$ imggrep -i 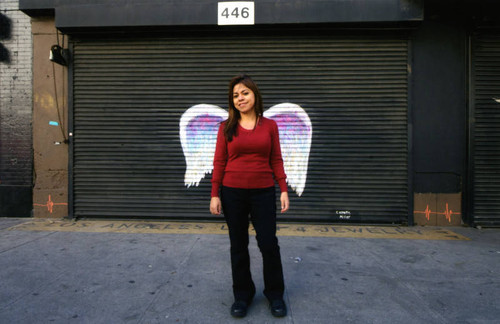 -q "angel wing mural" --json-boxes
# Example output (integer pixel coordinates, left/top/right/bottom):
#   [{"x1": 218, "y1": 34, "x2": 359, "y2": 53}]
[
  {"x1": 179, "y1": 104, "x2": 228, "y2": 187},
  {"x1": 179, "y1": 103, "x2": 312, "y2": 196}
]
